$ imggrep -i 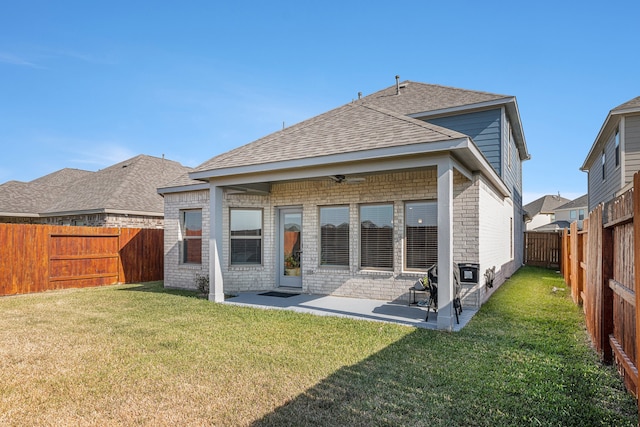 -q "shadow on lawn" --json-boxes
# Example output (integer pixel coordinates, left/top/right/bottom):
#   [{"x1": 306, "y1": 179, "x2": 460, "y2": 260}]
[
  {"x1": 252, "y1": 328, "x2": 636, "y2": 427},
  {"x1": 252, "y1": 328, "x2": 509, "y2": 426}
]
